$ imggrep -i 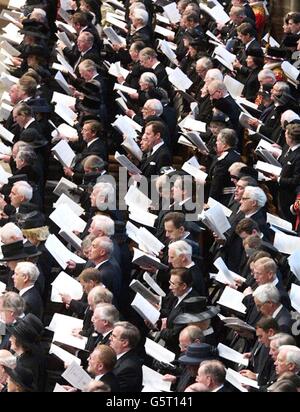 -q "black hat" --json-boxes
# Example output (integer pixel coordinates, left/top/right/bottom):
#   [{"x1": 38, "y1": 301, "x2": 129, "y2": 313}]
[
  {"x1": 22, "y1": 313, "x2": 44, "y2": 336},
  {"x1": 0, "y1": 240, "x2": 41, "y2": 262},
  {"x1": 20, "y1": 128, "x2": 49, "y2": 149},
  {"x1": 27, "y1": 97, "x2": 52, "y2": 113},
  {"x1": 20, "y1": 19, "x2": 49, "y2": 39},
  {"x1": 8, "y1": 320, "x2": 39, "y2": 349},
  {"x1": 265, "y1": 47, "x2": 288, "y2": 60},
  {"x1": 21, "y1": 44, "x2": 50, "y2": 59},
  {"x1": 4, "y1": 365, "x2": 36, "y2": 392},
  {"x1": 282, "y1": 34, "x2": 300, "y2": 48},
  {"x1": 178, "y1": 343, "x2": 219, "y2": 365},
  {"x1": 8, "y1": 175, "x2": 28, "y2": 185},
  {"x1": 77, "y1": 96, "x2": 101, "y2": 113},
  {"x1": 18, "y1": 211, "x2": 46, "y2": 230},
  {"x1": 210, "y1": 112, "x2": 227, "y2": 123},
  {"x1": 273, "y1": 91, "x2": 298, "y2": 106},
  {"x1": 174, "y1": 305, "x2": 220, "y2": 325},
  {"x1": 238, "y1": 166, "x2": 258, "y2": 180},
  {"x1": 246, "y1": 48, "x2": 264, "y2": 58}
]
